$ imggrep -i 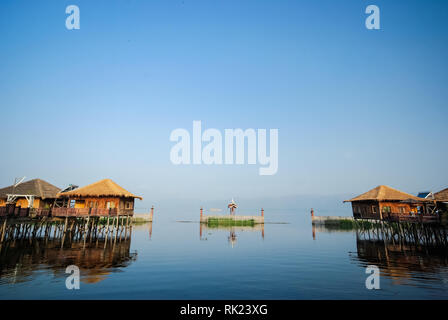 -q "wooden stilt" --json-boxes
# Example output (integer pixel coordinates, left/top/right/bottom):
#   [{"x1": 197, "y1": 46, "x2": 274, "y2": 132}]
[
  {"x1": 63, "y1": 216, "x2": 68, "y2": 233},
  {"x1": 0, "y1": 219, "x2": 7, "y2": 243},
  {"x1": 106, "y1": 216, "x2": 110, "y2": 234}
]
